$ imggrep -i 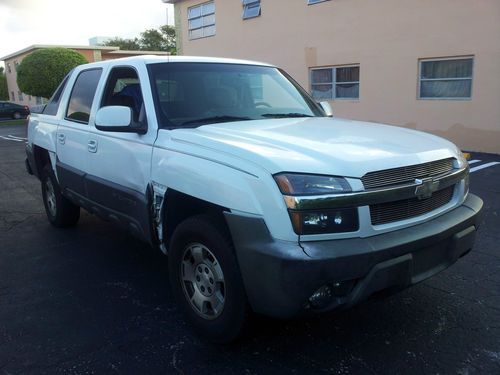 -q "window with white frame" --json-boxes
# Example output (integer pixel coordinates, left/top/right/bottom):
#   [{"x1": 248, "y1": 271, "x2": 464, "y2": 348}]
[
  {"x1": 242, "y1": 0, "x2": 261, "y2": 19},
  {"x1": 419, "y1": 57, "x2": 473, "y2": 99},
  {"x1": 10, "y1": 91, "x2": 15, "y2": 101},
  {"x1": 18, "y1": 91, "x2": 24, "y2": 101},
  {"x1": 308, "y1": 0, "x2": 330, "y2": 5},
  {"x1": 14, "y1": 61, "x2": 19, "y2": 72},
  {"x1": 7, "y1": 63, "x2": 12, "y2": 74},
  {"x1": 310, "y1": 65, "x2": 359, "y2": 100},
  {"x1": 188, "y1": 1, "x2": 215, "y2": 40}
]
